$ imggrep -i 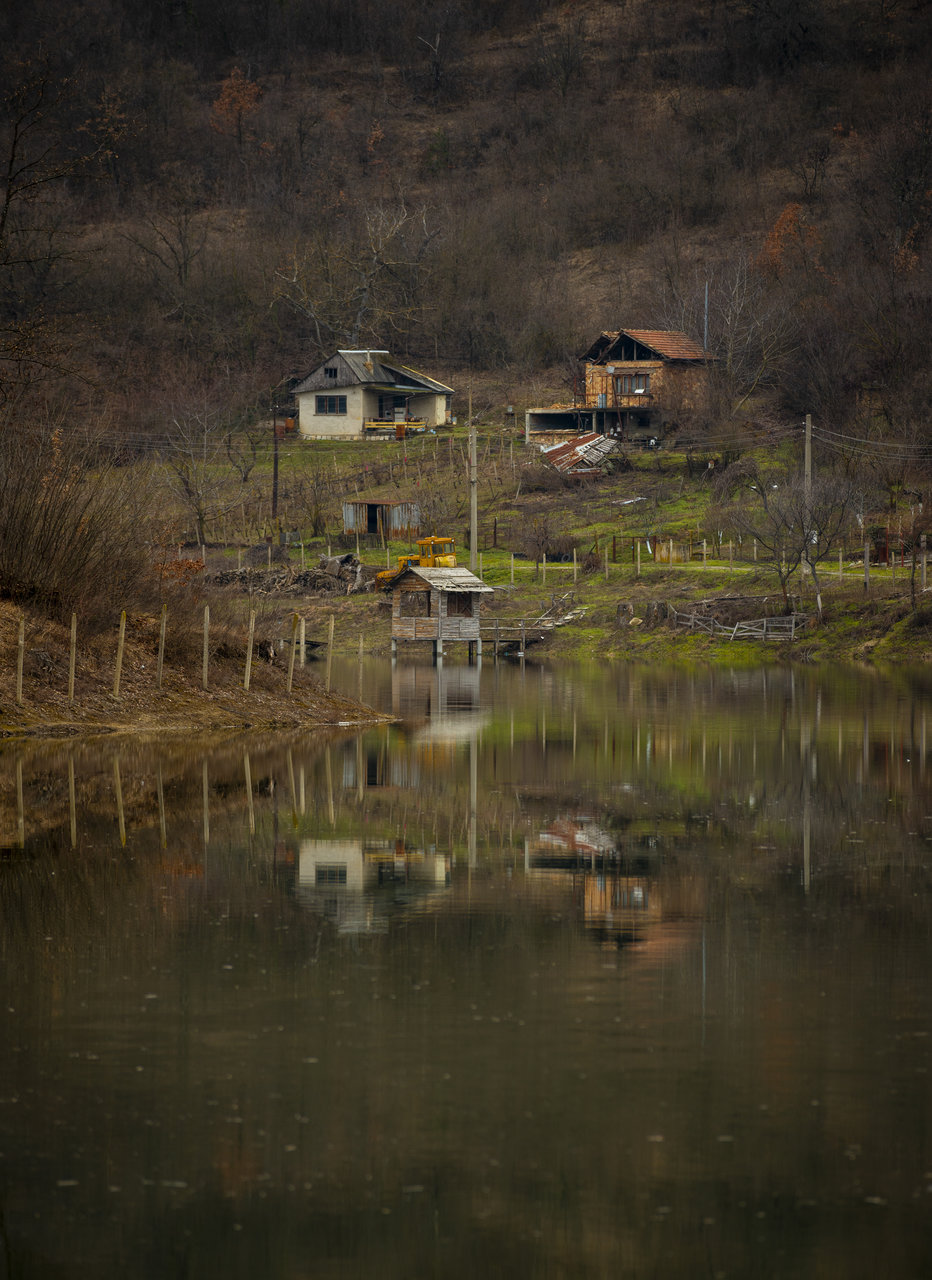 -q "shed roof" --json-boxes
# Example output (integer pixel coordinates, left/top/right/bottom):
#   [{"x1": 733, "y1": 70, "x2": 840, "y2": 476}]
[
  {"x1": 394, "y1": 567, "x2": 493, "y2": 593},
  {"x1": 541, "y1": 432, "x2": 620, "y2": 474}
]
